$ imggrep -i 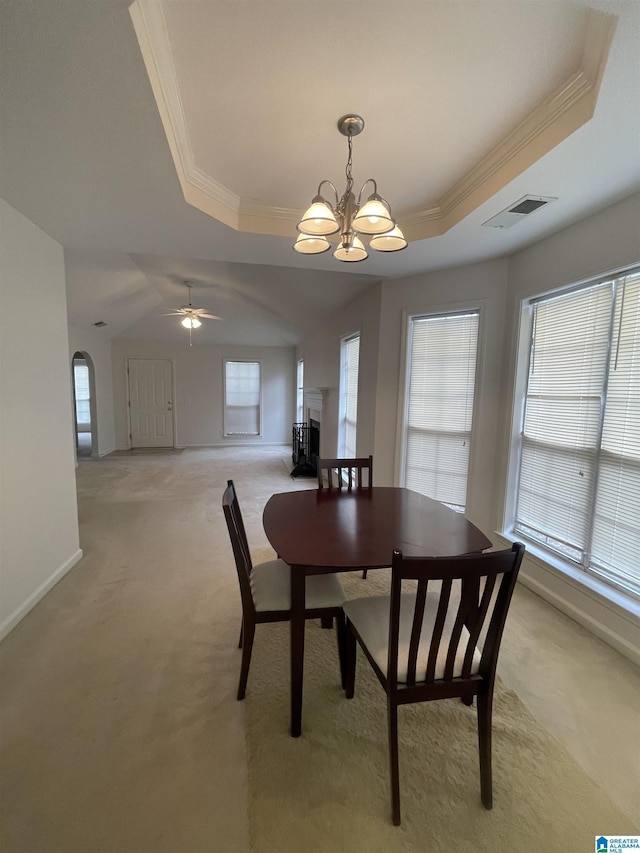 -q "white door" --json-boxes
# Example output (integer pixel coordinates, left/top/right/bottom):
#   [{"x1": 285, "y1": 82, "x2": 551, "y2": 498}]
[{"x1": 127, "y1": 359, "x2": 174, "y2": 448}]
